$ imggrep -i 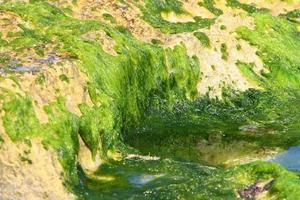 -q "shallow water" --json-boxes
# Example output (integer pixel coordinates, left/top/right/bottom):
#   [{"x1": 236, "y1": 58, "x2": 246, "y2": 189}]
[
  {"x1": 269, "y1": 145, "x2": 300, "y2": 171},
  {"x1": 79, "y1": 123, "x2": 300, "y2": 199},
  {"x1": 80, "y1": 92, "x2": 300, "y2": 199}
]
